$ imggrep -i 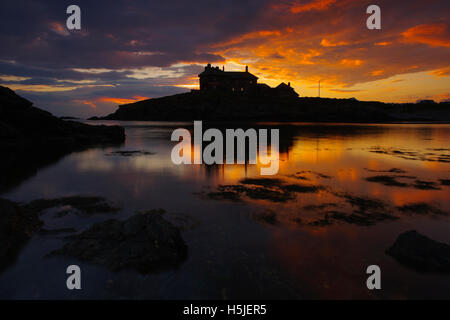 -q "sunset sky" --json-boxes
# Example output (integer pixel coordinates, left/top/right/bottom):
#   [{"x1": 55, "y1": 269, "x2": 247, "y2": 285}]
[{"x1": 1, "y1": 0, "x2": 449, "y2": 117}]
